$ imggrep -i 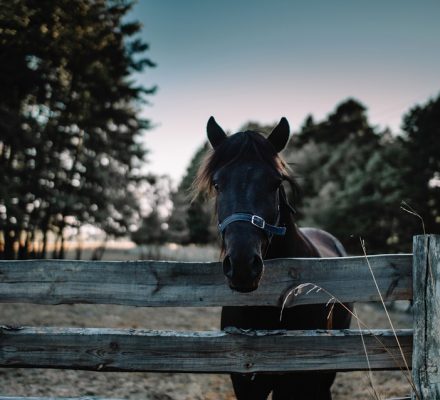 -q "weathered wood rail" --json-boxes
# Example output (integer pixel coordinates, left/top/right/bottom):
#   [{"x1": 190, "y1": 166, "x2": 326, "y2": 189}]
[
  {"x1": 0, "y1": 254, "x2": 412, "y2": 306},
  {"x1": 0, "y1": 234, "x2": 438, "y2": 400},
  {"x1": 0, "y1": 326, "x2": 412, "y2": 373}
]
